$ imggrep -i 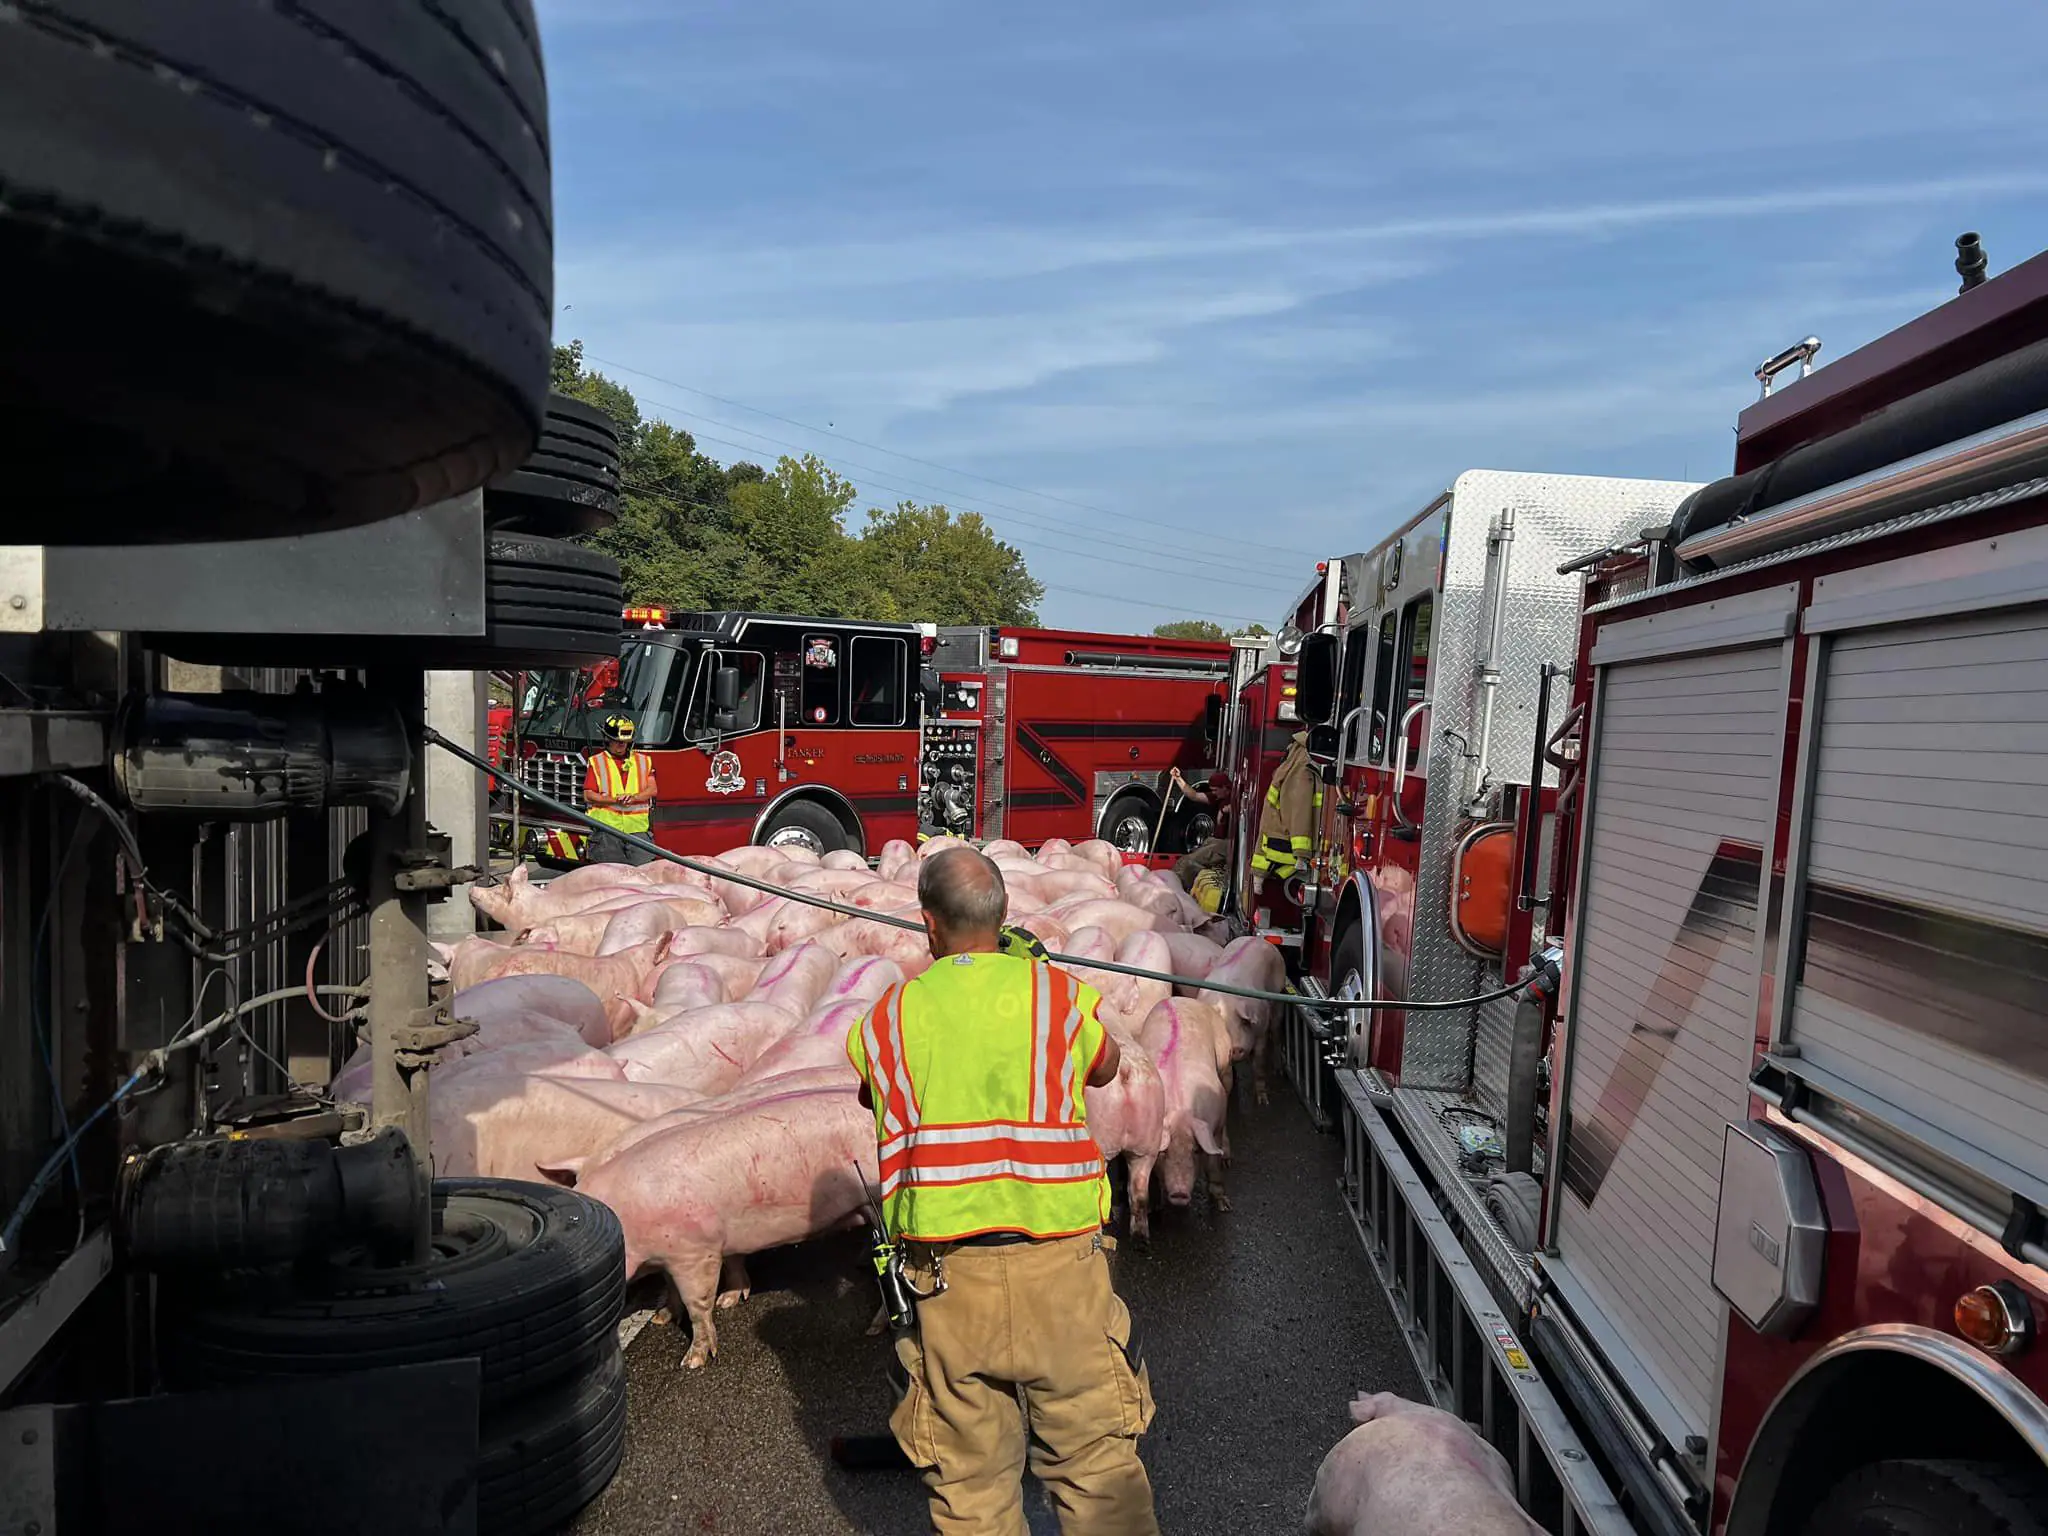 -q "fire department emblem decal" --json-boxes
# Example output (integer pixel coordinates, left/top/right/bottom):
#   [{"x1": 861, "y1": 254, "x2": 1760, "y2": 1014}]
[
  {"x1": 804, "y1": 638, "x2": 837, "y2": 669},
  {"x1": 705, "y1": 750, "x2": 745, "y2": 794}
]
